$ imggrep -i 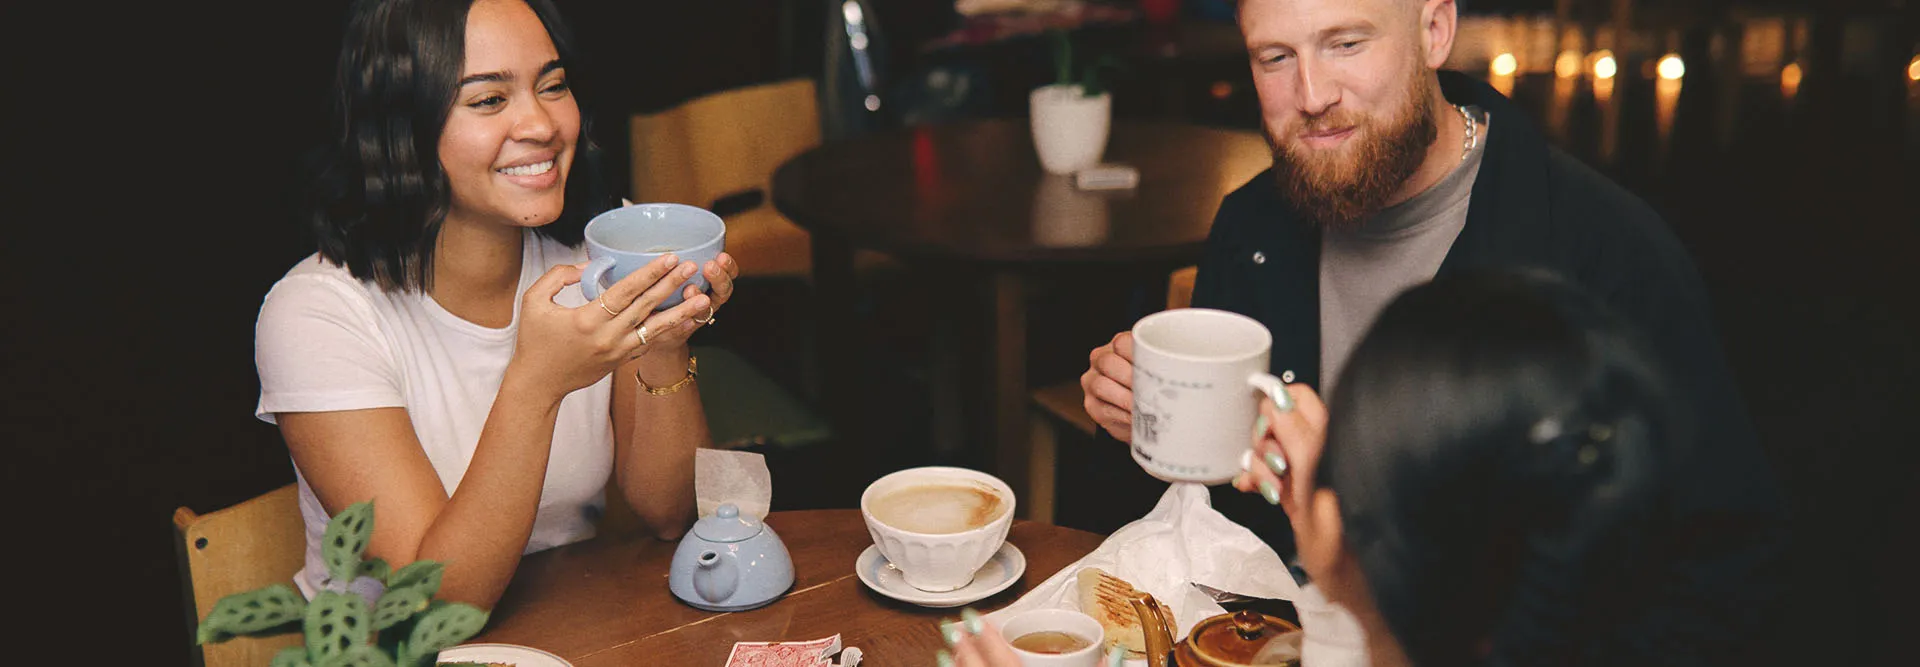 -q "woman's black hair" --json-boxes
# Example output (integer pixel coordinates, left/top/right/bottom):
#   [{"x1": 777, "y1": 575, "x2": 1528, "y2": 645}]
[
  {"x1": 301, "y1": 0, "x2": 614, "y2": 292},
  {"x1": 1322, "y1": 268, "x2": 1681, "y2": 666}
]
